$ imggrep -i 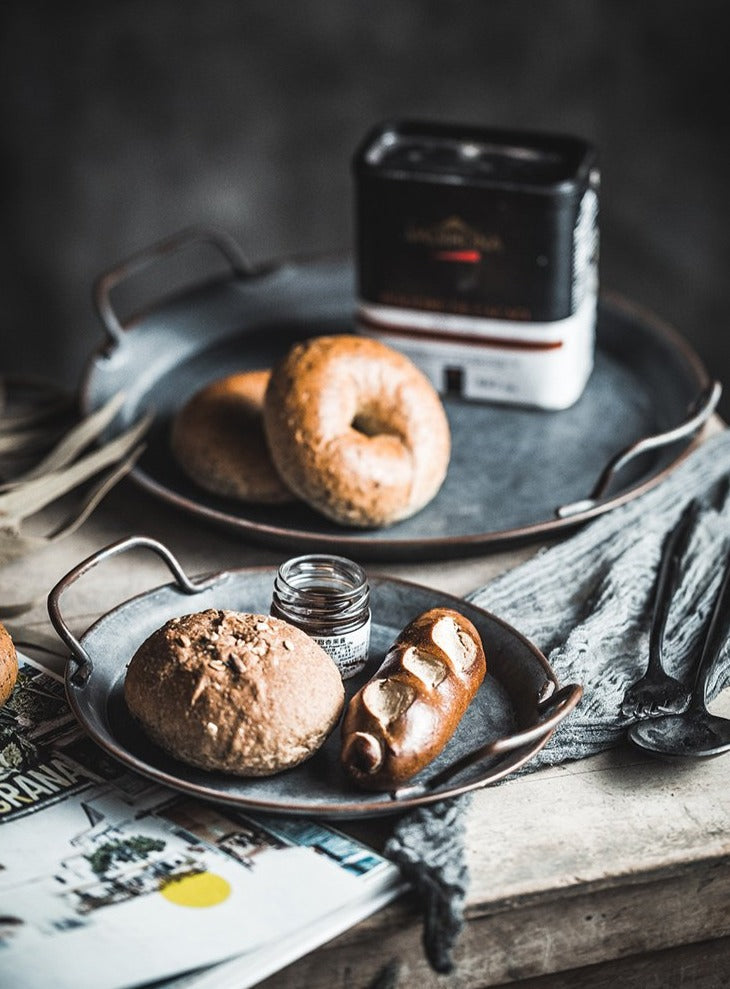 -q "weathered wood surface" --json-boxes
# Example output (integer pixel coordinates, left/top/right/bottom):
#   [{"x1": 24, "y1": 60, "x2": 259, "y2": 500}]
[
  {"x1": 344, "y1": 936, "x2": 730, "y2": 989},
  {"x1": 4, "y1": 482, "x2": 729, "y2": 988},
  {"x1": 257, "y1": 865, "x2": 730, "y2": 987},
  {"x1": 256, "y1": 729, "x2": 730, "y2": 988},
  {"x1": 489, "y1": 937, "x2": 730, "y2": 989}
]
